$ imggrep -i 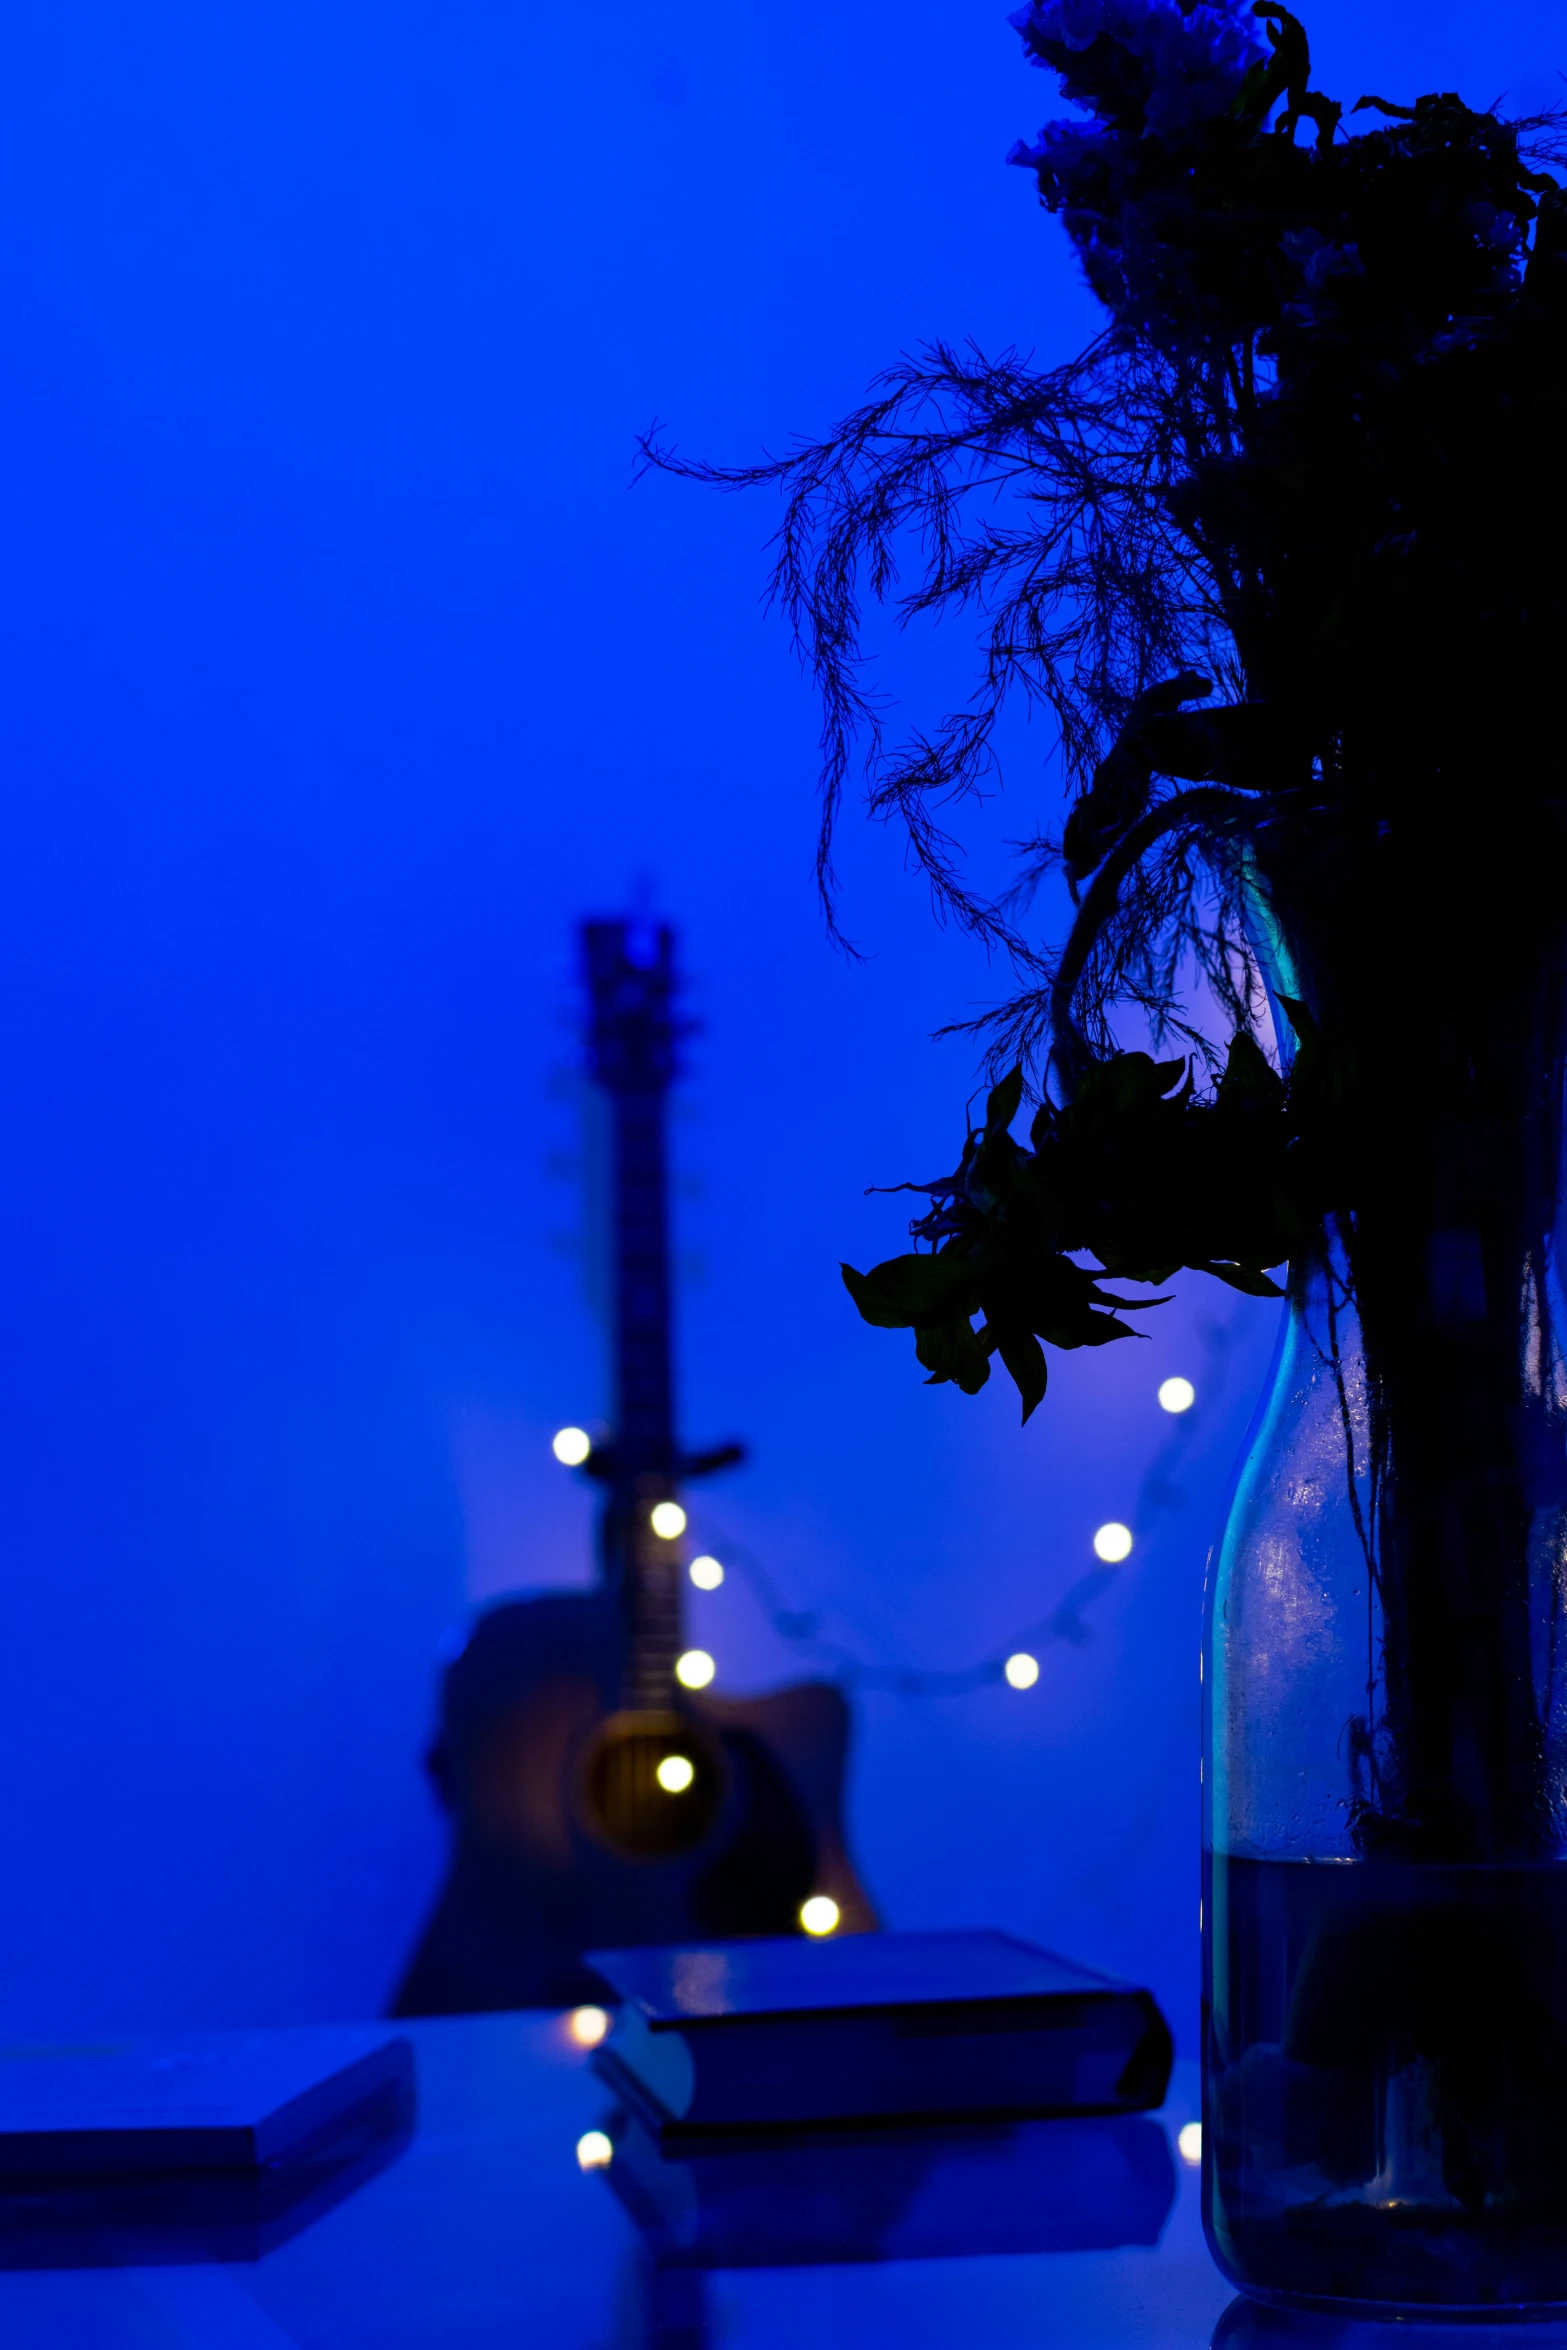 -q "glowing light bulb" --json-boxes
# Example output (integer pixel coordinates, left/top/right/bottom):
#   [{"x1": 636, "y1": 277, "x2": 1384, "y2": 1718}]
[
  {"x1": 1177, "y1": 2121, "x2": 1202, "y2": 2166},
  {"x1": 1158, "y1": 1376, "x2": 1196, "y2": 1414},
  {"x1": 568, "y1": 2005, "x2": 609, "y2": 2048},
  {"x1": 576, "y1": 2129, "x2": 613, "y2": 2171},
  {"x1": 650, "y1": 1501, "x2": 687, "y2": 1540},
  {"x1": 1004, "y1": 1652, "x2": 1040, "y2": 1690},
  {"x1": 689, "y1": 1554, "x2": 724, "y2": 1590},
  {"x1": 675, "y1": 1649, "x2": 715, "y2": 1690},
  {"x1": 800, "y1": 1895, "x2": 840, "y2": 1937},
  {"x1": 552, "y1": 1426, "x2": 592, "y2": 1467},
  {"x1": 656, "y1": 1753, "x2": 695, "y2": 1794},
  {"x1": 1093, "y1": 1521, "x2": 1134, "y2": 1563}
]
